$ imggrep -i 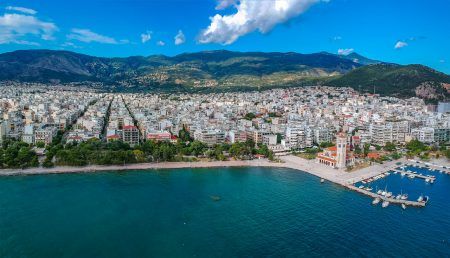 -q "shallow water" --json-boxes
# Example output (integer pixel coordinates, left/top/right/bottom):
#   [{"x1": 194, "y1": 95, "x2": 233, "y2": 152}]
[{"x1": 1, "y1": 167, "x2": 449, "y2": 257}]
